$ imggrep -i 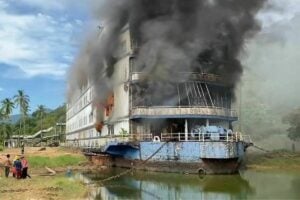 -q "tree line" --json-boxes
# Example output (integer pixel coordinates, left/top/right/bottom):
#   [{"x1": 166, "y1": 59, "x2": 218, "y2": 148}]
[
  {"x1": 283, "y1": 108, "x2": 300, "y2": 142},
  {"x1": 0, "y1": 90, "x2": 65, "y2": 146}
]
